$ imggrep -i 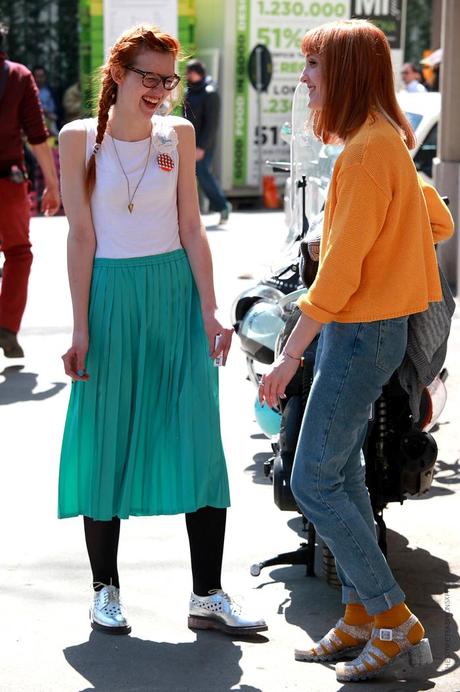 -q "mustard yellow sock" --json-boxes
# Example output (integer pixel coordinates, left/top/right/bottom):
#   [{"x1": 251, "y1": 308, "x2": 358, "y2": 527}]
[
  {"x1": 344, "y1": 603, "x2": 374, "y2": 626},
  {"x1": 332, "y1": 604, "x2": 373, "y2": 648},
  {"x1": 371, "y1": 602, "x2": 424, "y2": 661}
]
